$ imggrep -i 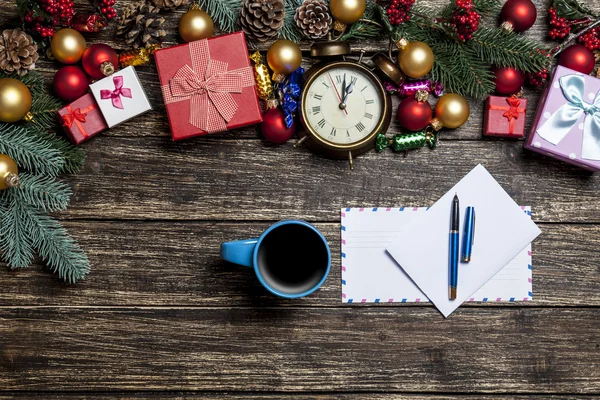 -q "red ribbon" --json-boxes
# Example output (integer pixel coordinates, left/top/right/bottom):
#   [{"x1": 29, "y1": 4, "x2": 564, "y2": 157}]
[
  {"x1": 488, "y1": 97, "x2": 526, "y2": 134},
  {"x1": 61, "y1": 104, "x2": 96, "y2": 137},
  {"x1": 161, "y1": 39, "x2": 255, "y2": 133},
  {"x1": 100, "y1": 75, "x2": 132, "y2": 109}
]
